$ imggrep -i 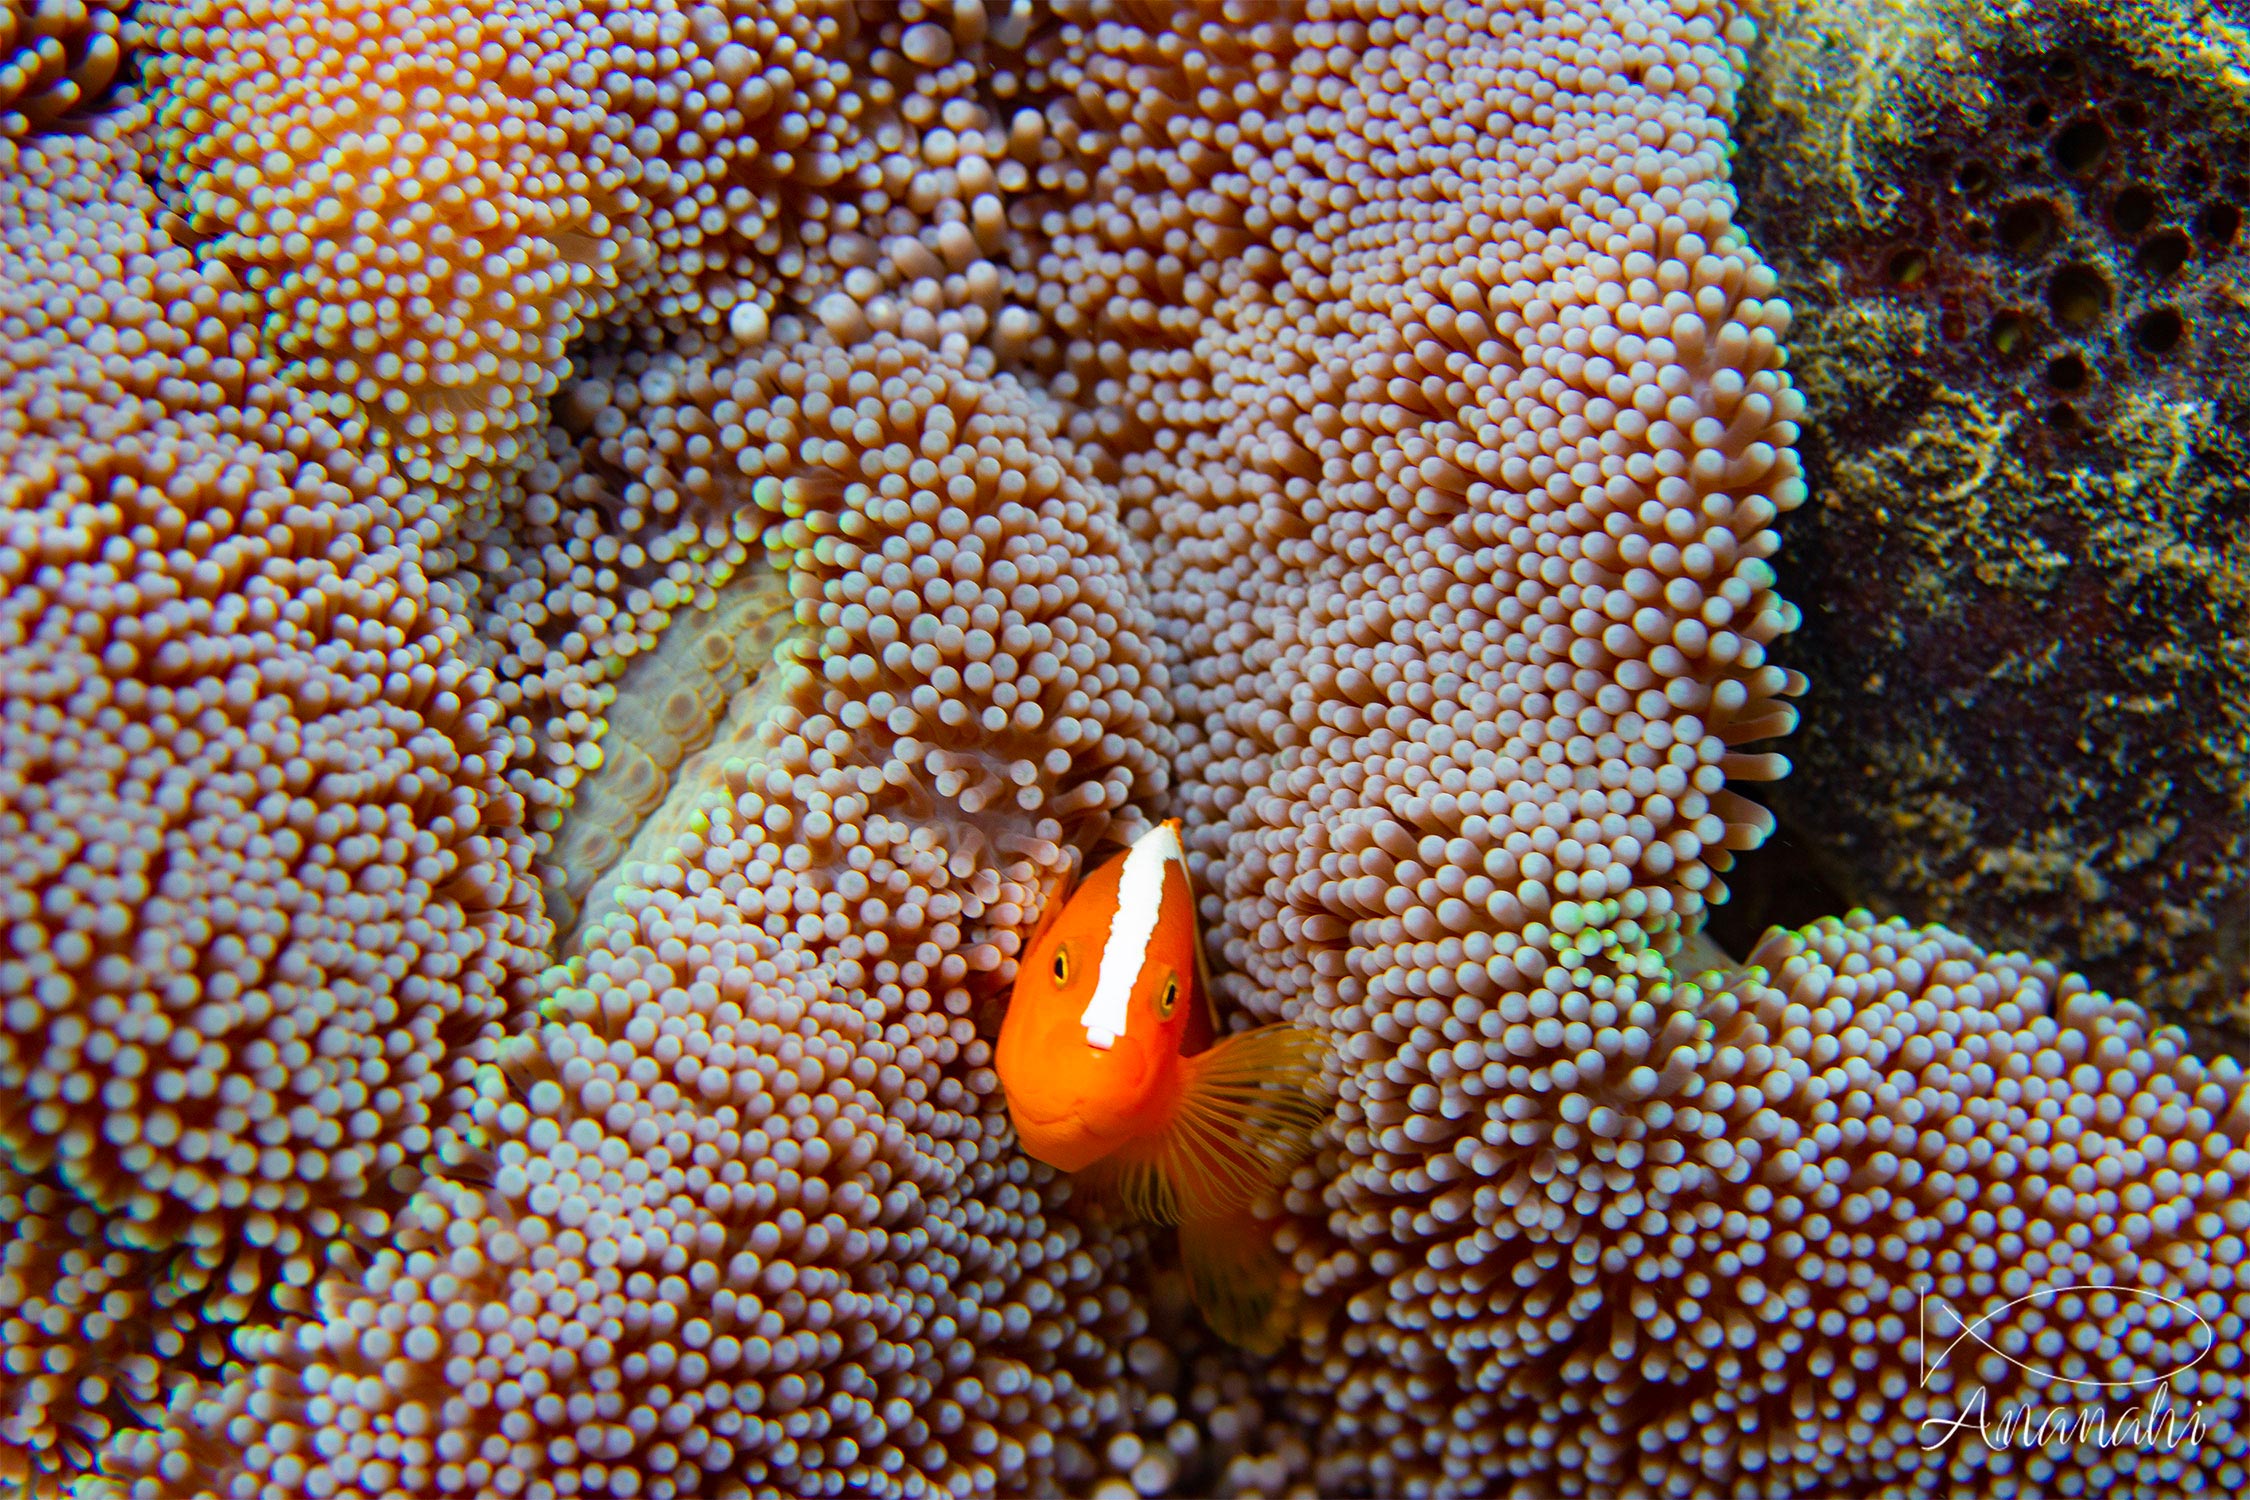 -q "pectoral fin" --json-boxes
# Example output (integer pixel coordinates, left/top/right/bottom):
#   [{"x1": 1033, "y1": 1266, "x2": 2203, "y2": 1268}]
[{"x1": 1083, "y1": 1022, "x2": 1329, "y2": 1225}]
